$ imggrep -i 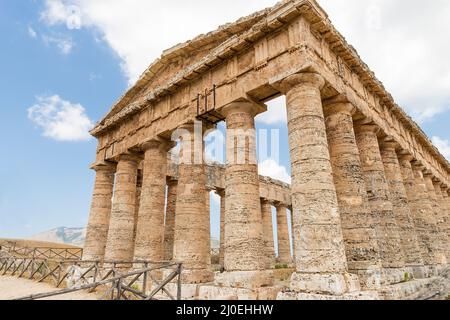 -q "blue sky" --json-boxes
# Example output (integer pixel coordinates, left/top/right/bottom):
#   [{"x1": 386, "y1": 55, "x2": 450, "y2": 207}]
[{"x1": 0, "y1": 0, "x2": 449, "y2": 242}]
